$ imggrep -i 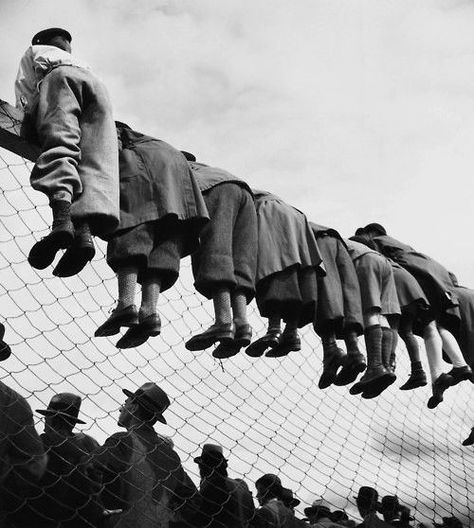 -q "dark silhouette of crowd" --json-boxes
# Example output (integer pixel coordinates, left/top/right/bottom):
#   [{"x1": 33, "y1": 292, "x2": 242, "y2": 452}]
[{"x1": 1, "y1": 26, "x2": 473, "y2": 528}]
